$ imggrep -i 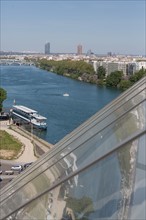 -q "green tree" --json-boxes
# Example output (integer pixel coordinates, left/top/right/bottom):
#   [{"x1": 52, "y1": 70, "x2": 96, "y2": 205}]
[
  {"x1": 129, "y1": 68, "x2": 146, "y2": 83},
  {"x1": 119, "y1": 80, "x2": 133, "y2": 91},
  {"x1": 97, "y1": 66, "x2": 106, "y2": 79},
  {"x1": 106, "y1": 71, "x2": 123, "y2": 87},
  {"x1": 0, "y1": 88, "x2": 7, "y2": 112}
]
